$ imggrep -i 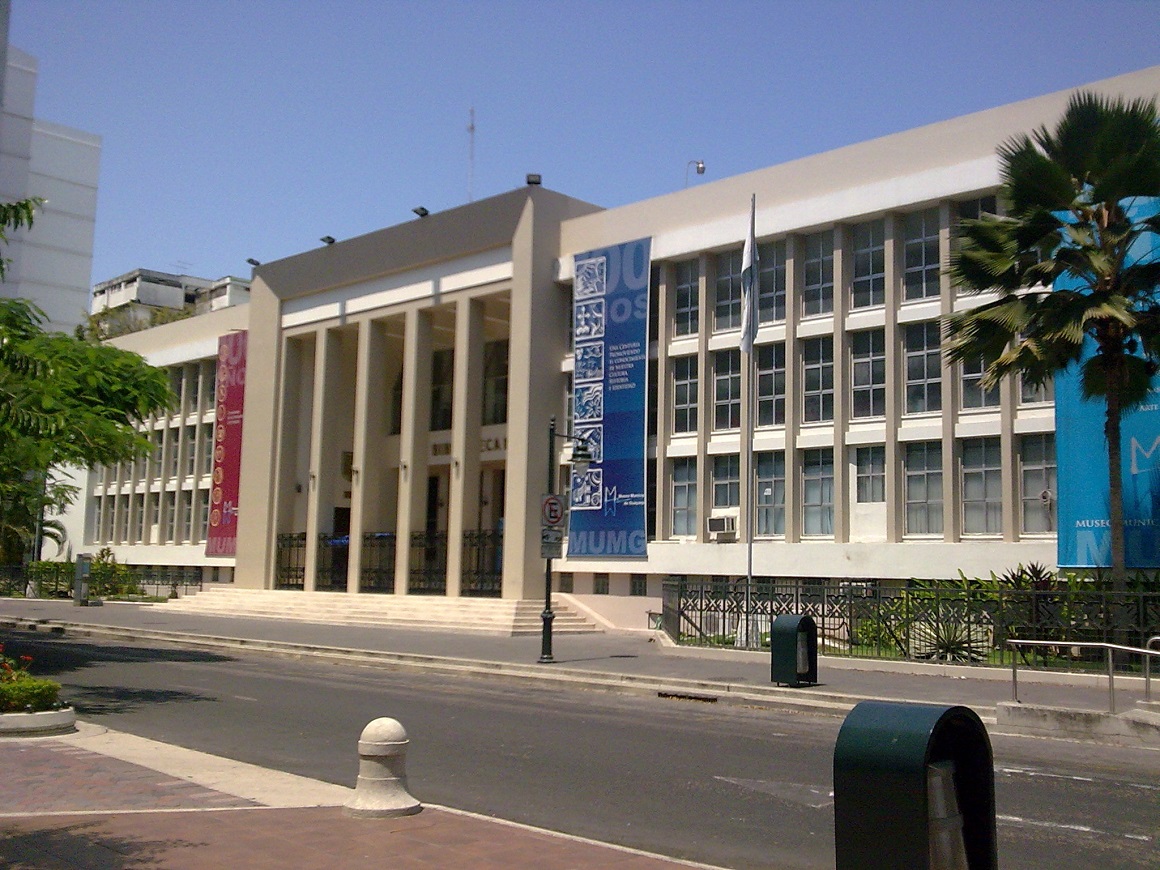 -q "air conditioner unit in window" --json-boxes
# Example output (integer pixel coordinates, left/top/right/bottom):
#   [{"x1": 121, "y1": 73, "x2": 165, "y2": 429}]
[{"x1": 707, "y1": 515, "x2": 736, "y2": 540}]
